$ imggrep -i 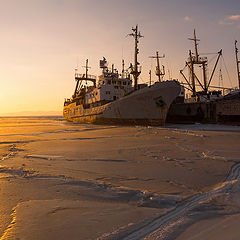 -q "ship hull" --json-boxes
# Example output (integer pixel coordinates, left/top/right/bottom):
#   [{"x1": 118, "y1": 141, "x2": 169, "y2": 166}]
[{"x1": 63, "y1": 81, "x2": 181, "y2": 126}]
